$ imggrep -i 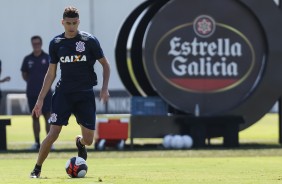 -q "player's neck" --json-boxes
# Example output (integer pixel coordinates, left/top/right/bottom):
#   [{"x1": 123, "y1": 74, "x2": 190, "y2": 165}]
[
  {"x1": 64, "y1": 31, "x2": 79, "y2": 39},
  {"x1": 33, "y1": 50, "x2": 42, "y2": 57}
]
